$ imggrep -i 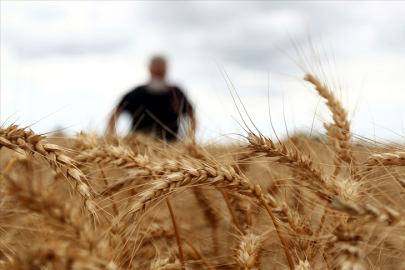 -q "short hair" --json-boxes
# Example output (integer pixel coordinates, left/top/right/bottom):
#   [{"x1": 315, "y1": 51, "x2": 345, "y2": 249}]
[{"x1": 150, "y1": 56, "x2": 166, "y2": 66}]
